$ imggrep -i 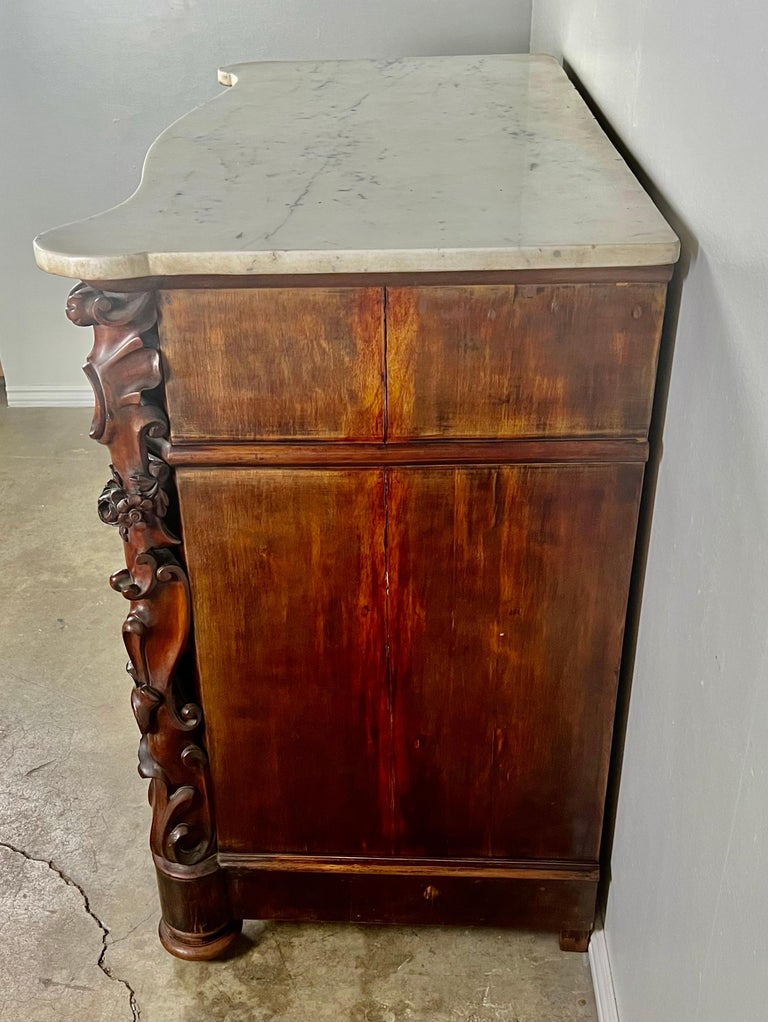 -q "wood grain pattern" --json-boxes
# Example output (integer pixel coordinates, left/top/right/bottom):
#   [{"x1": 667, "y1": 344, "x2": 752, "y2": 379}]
[
  {"x1": 226, "y1": 865, "x2": 597, "y2": 932},
  {"x1": 218, "y1": 852, "x2": 599, "y2": 882},
  {"x1": 177, "y1": 459, "x2": 641, "y2": 868},
  {"x1": 387, "y1": 464, "x2": 643, "y2": 861},
  {"x1": 66, "y1": 268, "x2": 671, "y2": 955},
  {"x1": 176, "y1": 467, "x2": 391, "y2": 856},
  {"x1": 159, "y1": 288, "x2": 384, "y2": 441},
  {"x1": 387, "y1": 283, "x2": 666, "y2": 439},
  {"x1": 160, "y1": 437, "x2": 648, "y2": 467}
]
